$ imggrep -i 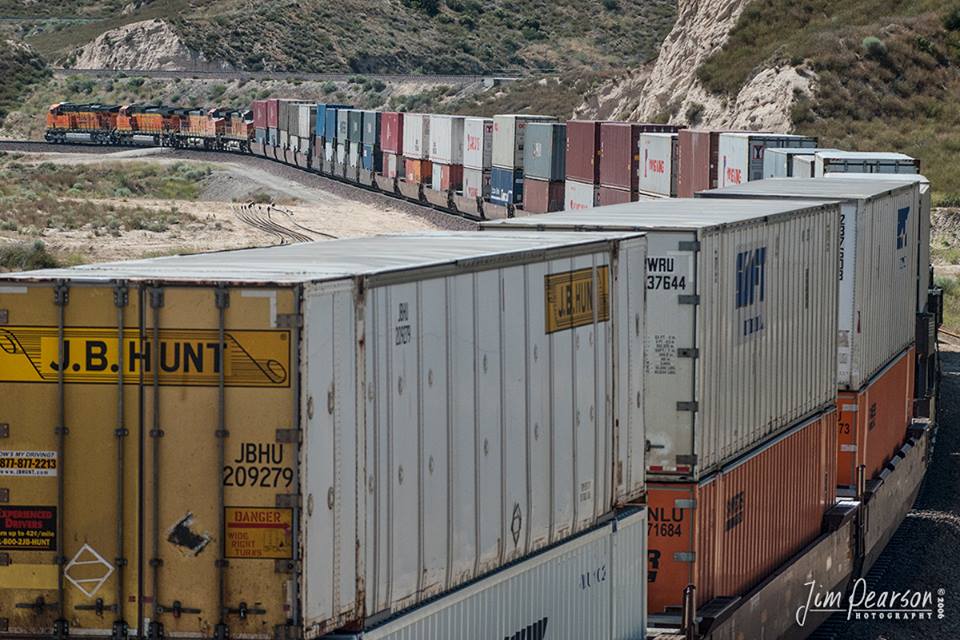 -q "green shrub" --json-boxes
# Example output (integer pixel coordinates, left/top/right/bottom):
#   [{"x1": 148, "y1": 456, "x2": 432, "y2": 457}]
[
  {"x1": 0, "y1": 240, "x2": 60, "y2": 272},
  {"x1": 862, "y1": 36, "x2": 887, "y2": 60}
]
